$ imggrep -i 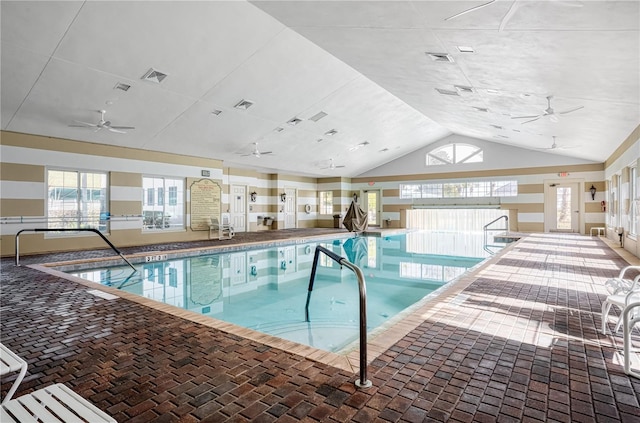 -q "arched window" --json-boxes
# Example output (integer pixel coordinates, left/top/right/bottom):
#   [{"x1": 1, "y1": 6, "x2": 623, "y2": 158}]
[{"x1": 426, "y1": 143, "x2": 483, "y2": 166}]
